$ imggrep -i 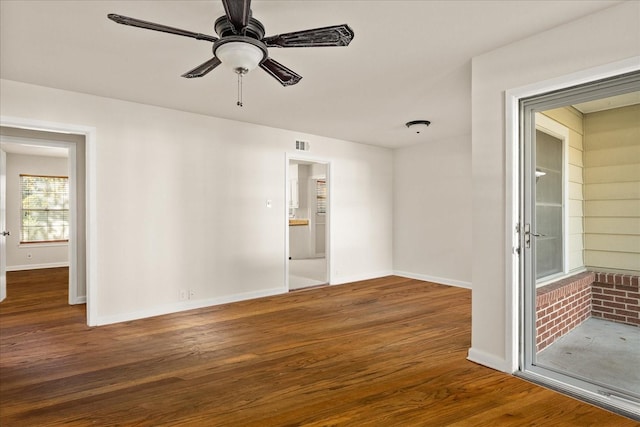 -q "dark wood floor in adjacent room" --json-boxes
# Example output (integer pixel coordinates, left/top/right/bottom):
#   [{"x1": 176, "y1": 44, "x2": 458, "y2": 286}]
[{"x1": 0, "y1": 268, "x2": 635, "y2": 426}]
